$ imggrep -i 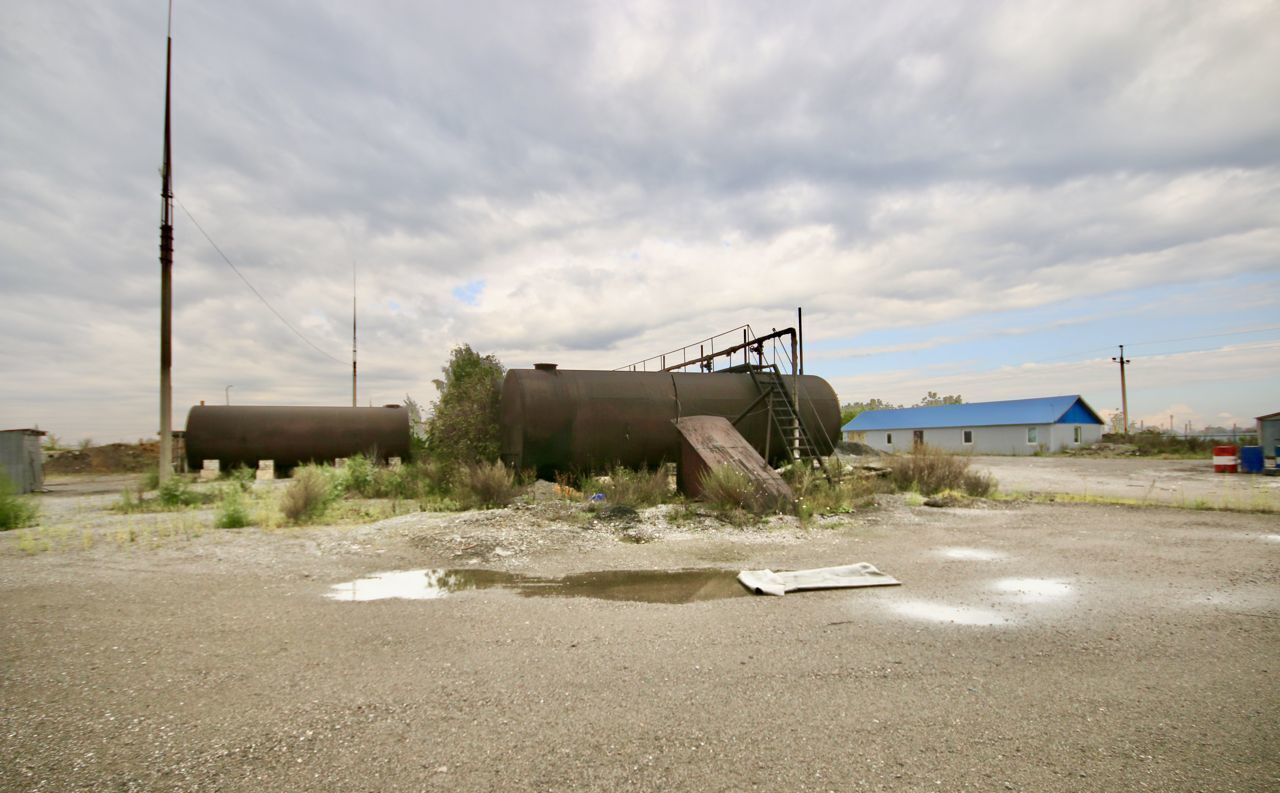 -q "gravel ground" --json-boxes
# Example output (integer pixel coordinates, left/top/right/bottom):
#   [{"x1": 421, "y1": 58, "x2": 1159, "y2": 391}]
[
  {"x1": 968, "y1": 455, "x2": 1280, "y2": 509},
  {"x1": 1, "y1": 475, "x2": 1277, "y2": 792}
]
